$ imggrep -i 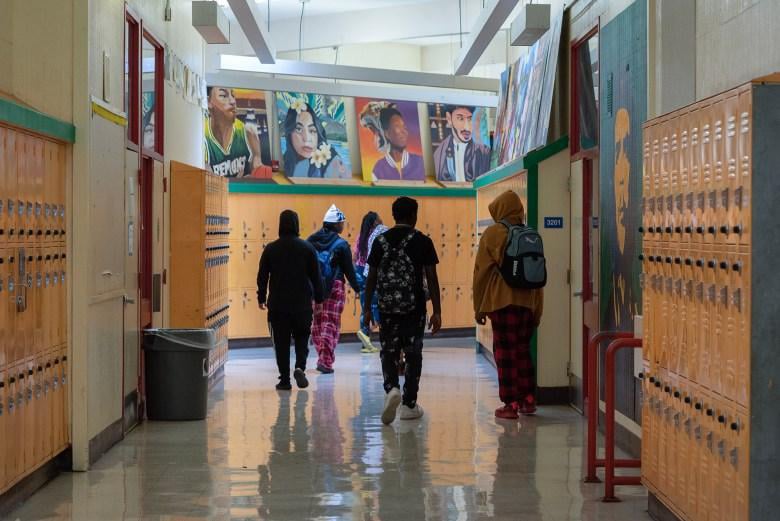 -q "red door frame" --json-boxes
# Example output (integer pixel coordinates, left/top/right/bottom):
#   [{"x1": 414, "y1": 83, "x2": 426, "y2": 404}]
[
  {"x1": 570, "y1": 24, "x2": 599, "y2": 405},
  {"x1": 125, "y1": 4, "x2": 164, "y2": 419}
]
